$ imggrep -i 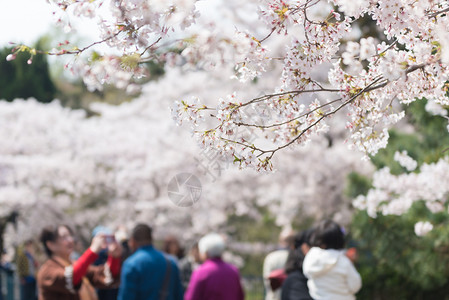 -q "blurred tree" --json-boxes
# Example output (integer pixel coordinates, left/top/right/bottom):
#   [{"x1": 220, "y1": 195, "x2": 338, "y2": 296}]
[
  {"x1": 351, "y1": 204, "x2": 449, "y2": 300},
  {"x1": 348, "y1": 100, "x2": 449, "y2": 299},
  {"x1": 369, "y1": 100, "x2": 449, "y2": 174},
  {"x1": 0, "y1": 40, "x2": 56, "y2": 103}
]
